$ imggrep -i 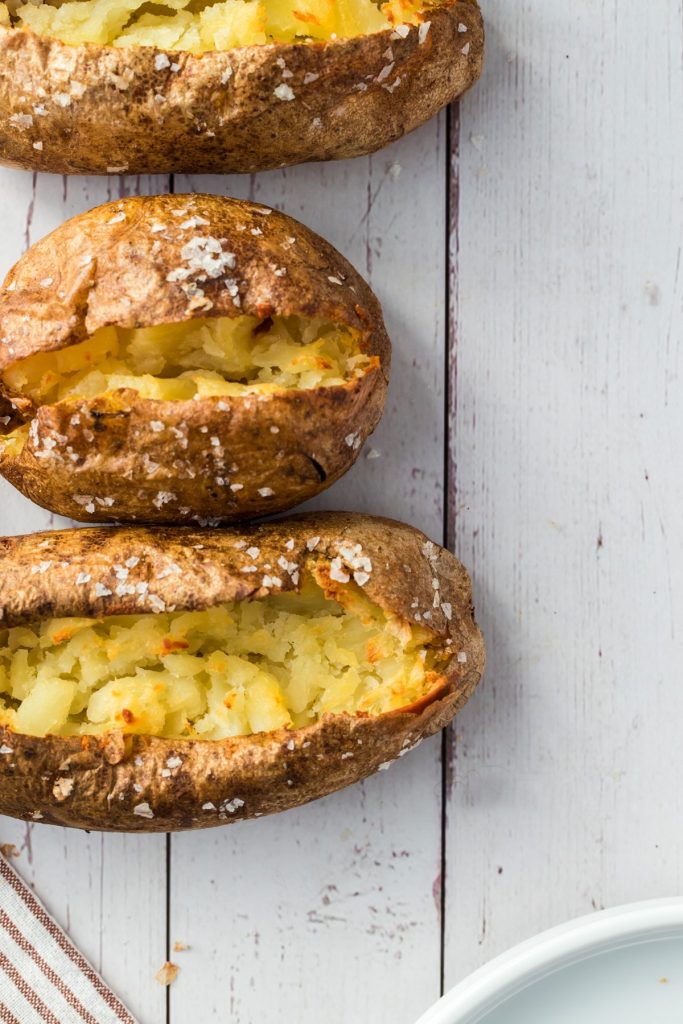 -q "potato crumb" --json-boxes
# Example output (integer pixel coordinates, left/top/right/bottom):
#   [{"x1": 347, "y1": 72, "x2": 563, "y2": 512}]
[{"x1": 155, "y1": 962, "x2": 179, "y2": 986}]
